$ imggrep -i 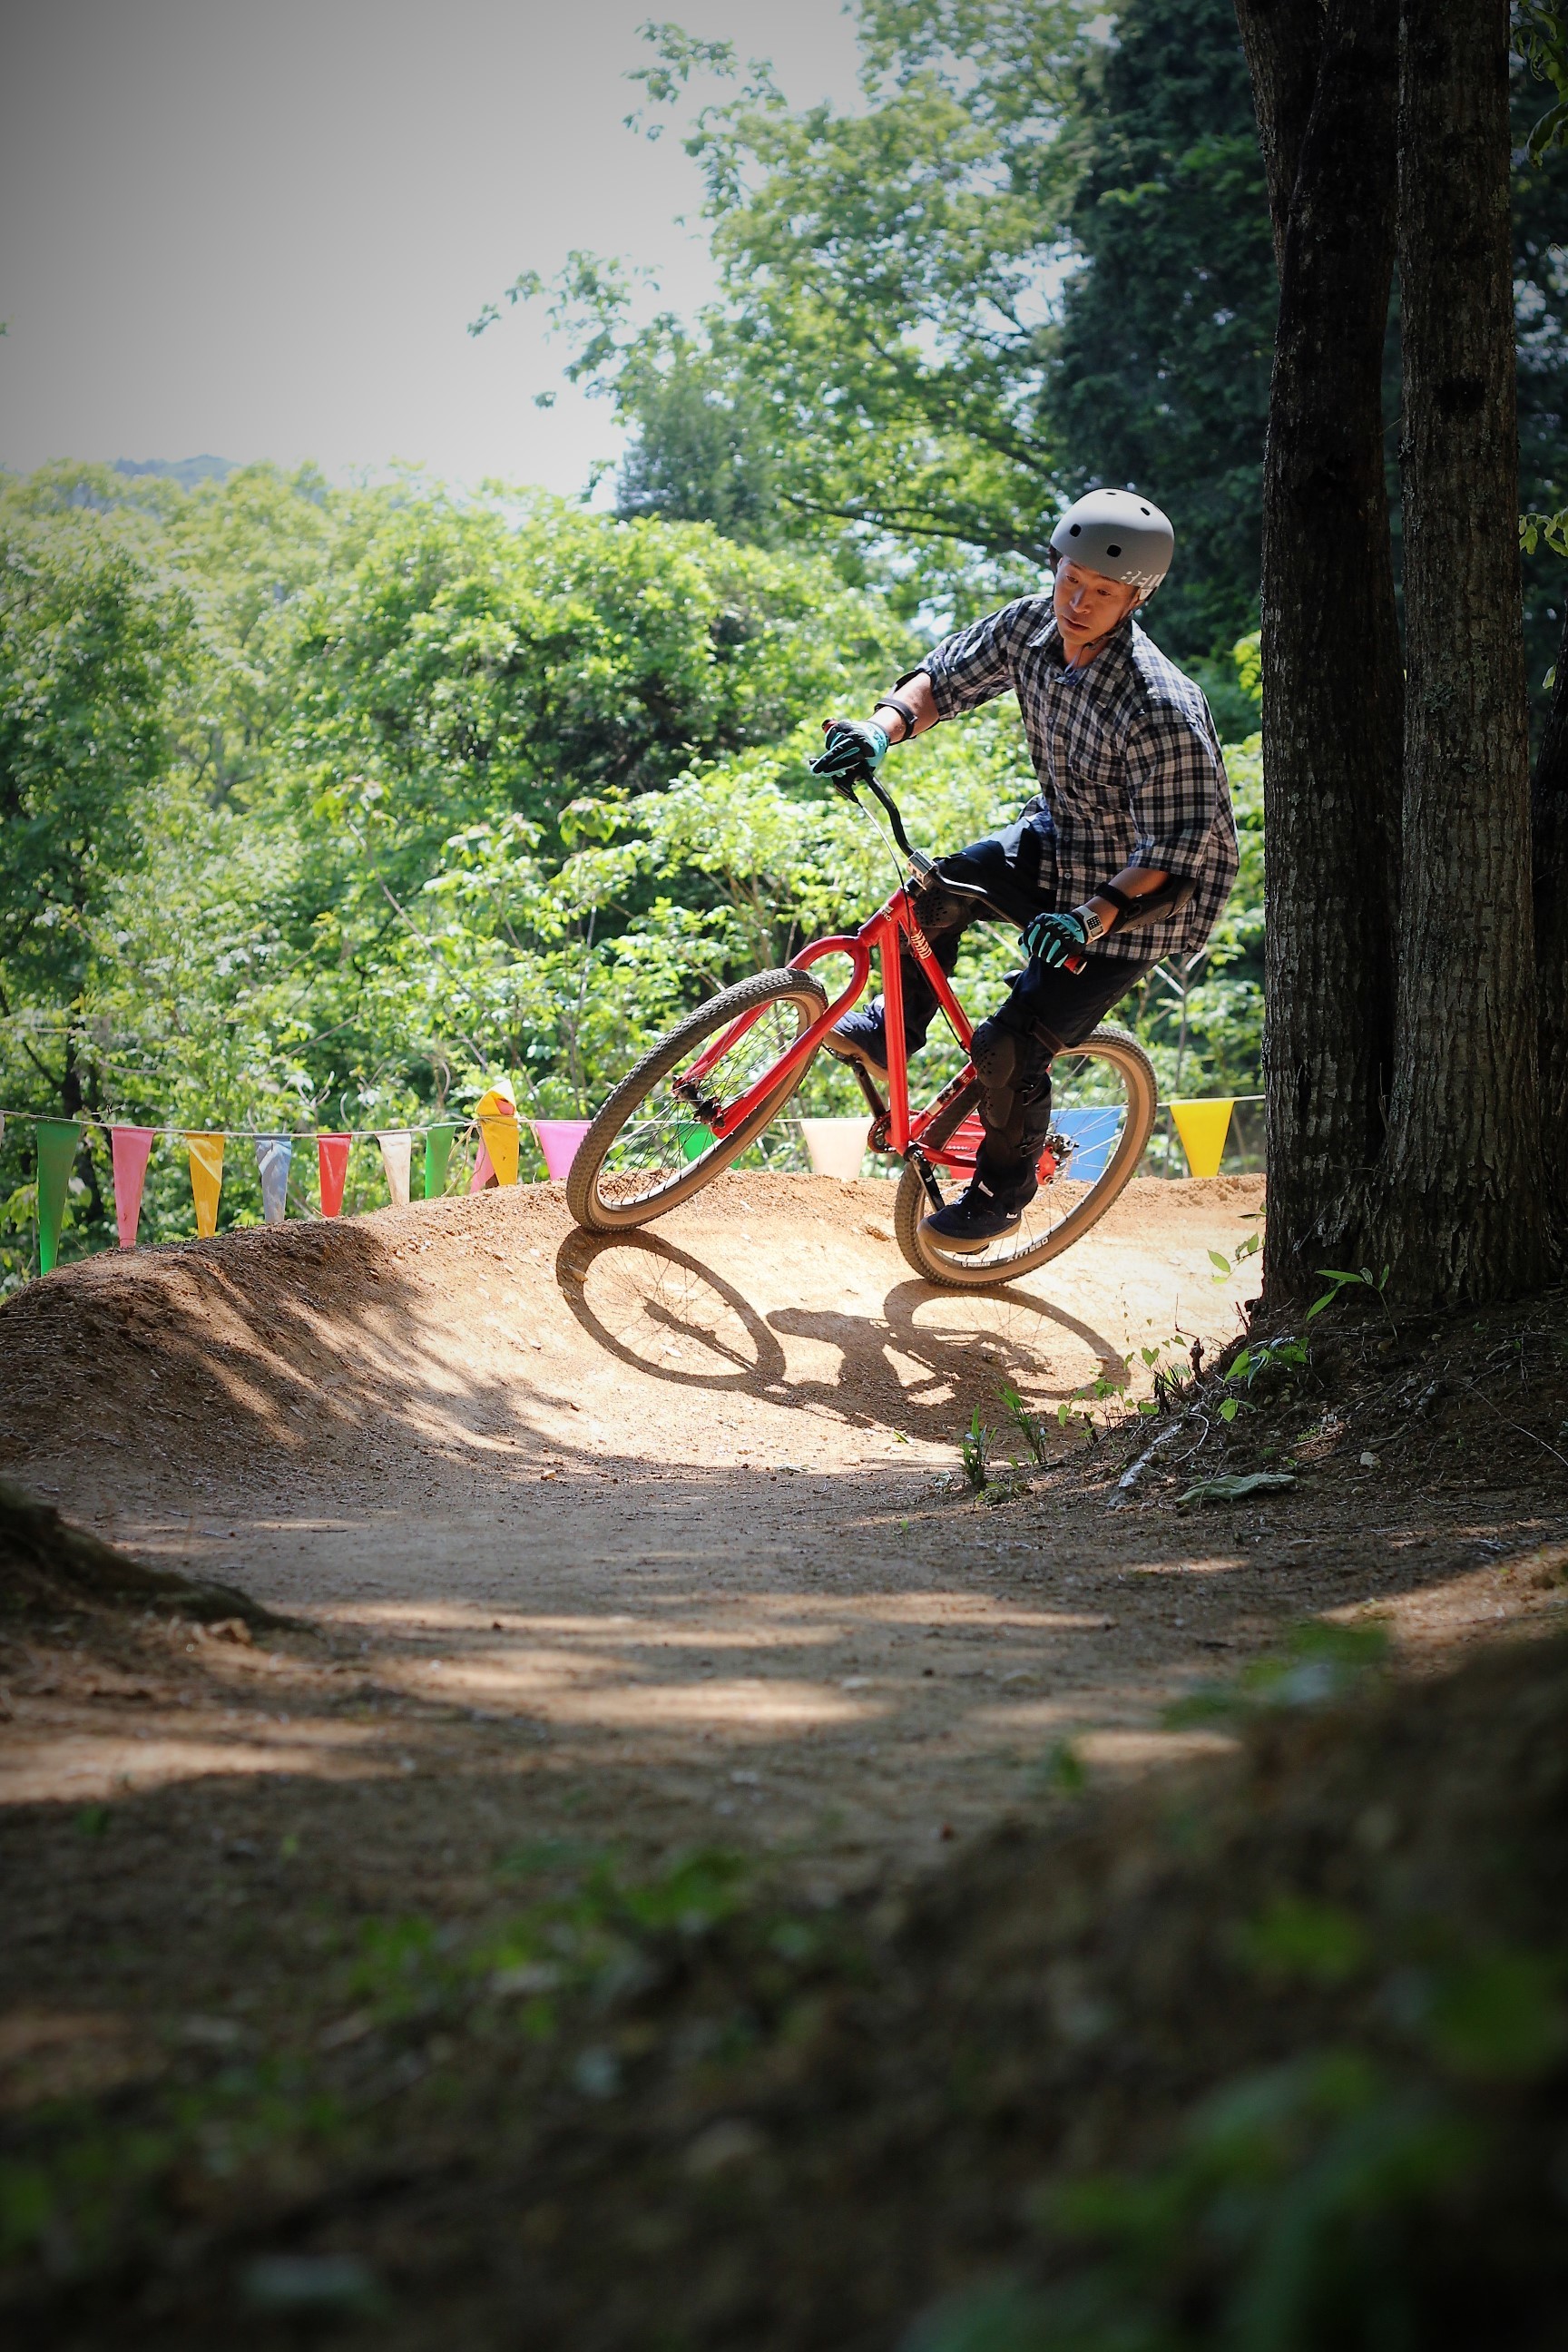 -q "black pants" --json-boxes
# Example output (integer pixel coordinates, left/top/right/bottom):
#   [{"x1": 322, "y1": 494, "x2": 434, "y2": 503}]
[{"x1": 897, "y1": 816, "x2": 1152, "y2": 1210}]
